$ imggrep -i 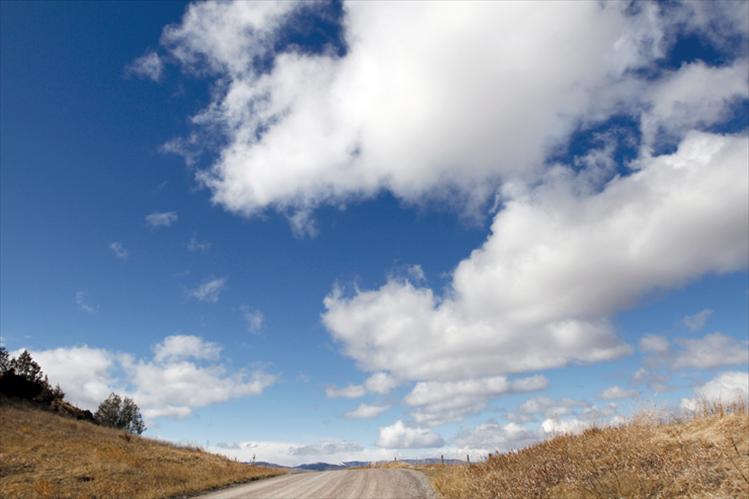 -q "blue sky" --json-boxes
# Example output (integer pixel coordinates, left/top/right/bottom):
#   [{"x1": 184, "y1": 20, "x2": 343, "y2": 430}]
[{"x1": 1, "y1": 1, "x2": 748, "y2": 465}]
